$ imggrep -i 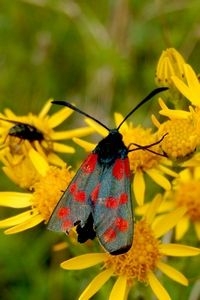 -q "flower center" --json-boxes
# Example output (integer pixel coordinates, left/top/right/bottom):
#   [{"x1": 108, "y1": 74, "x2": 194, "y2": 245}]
[
  {"x1": 158, "y1": 119, "x2": 198, "y2": 159},
  {"x1": 122, "y1": 127, "x2": 162, "y2": 173},
  {"x1": 32, "y1": 166, "x2": 74, "y2": 222},
  {"x1": 104, "y1": 220, "x2": 161, "y2": 283},
  {"x1": 175, "y1": 180, "x2": 200, "y2": 222}
]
